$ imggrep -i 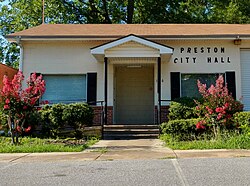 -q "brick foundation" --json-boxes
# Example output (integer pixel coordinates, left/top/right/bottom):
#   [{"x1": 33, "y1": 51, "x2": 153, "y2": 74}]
[
  {"x1": 92, "y1": 106, "x2": 113, "y2": 125},
  {"x1": 154, "y1": 106, "x2": 170, "y2": 123},
  {"x1": 92, "y1": 105, "x2": 169, "y2": 125},
  {"x1": 92, "y1": 106, "x2": 103, "y2": 125}
]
